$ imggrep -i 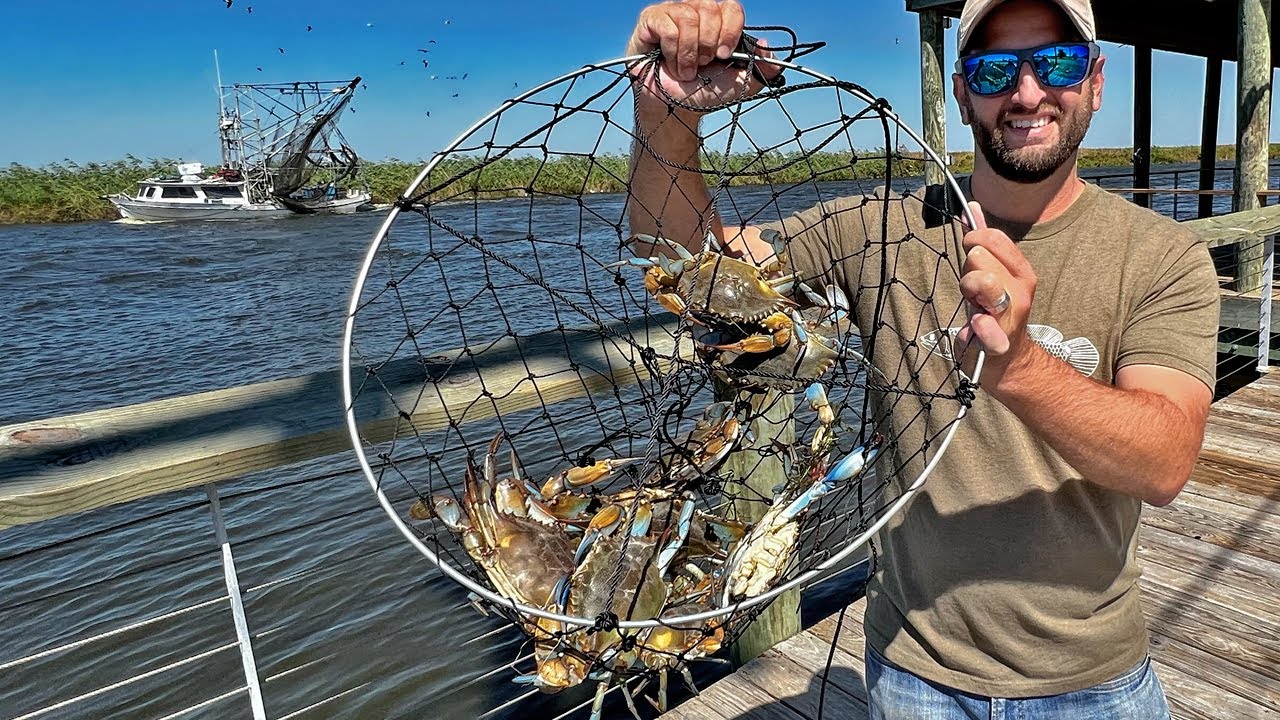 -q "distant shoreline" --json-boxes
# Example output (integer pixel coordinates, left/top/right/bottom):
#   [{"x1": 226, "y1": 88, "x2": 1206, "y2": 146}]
[{"x1": 3, "y1": 144, "x2": 1276, "y2": 225}]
